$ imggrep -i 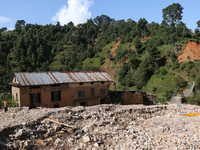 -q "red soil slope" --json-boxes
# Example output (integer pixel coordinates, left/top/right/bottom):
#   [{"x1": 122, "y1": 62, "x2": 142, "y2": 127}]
[
  {"x1": 178, "y1": 41, "x2": 200, "y2": 63},
  {"x1": 110, "y1": 37, "x2": 121, "y2": 58}
]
